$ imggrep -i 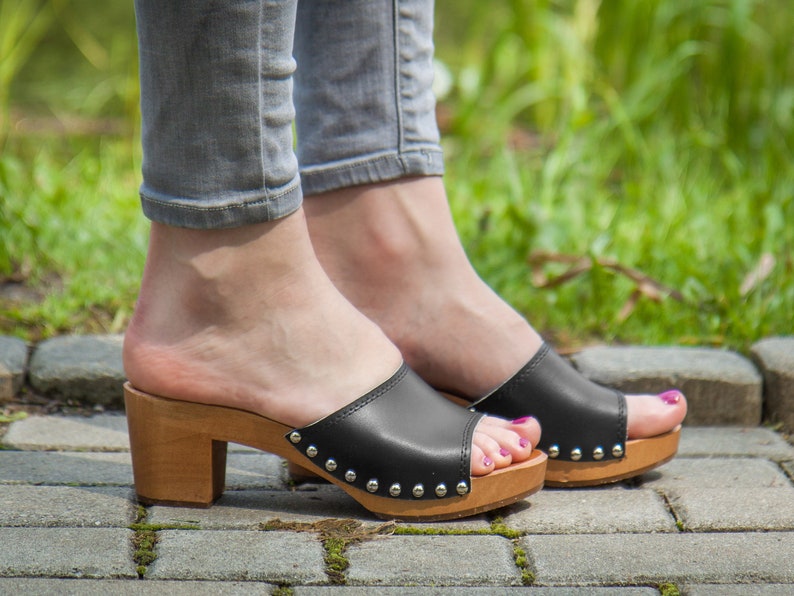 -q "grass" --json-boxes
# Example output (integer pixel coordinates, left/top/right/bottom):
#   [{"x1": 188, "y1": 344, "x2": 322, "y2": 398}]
[
  {"x1": 2, "y1": 0, "x2": 792, "y2": 353},
  {"x1": 439, "y1": 0, "x2": 794, "y2": 351}
]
